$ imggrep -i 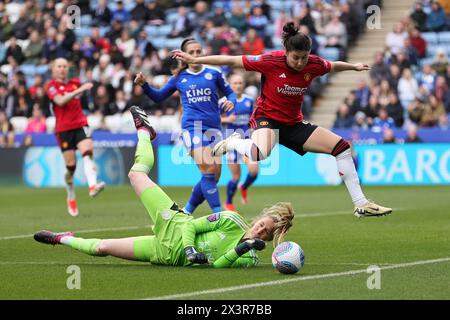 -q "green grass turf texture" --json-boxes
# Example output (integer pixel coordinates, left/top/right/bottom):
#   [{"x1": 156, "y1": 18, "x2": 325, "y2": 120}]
[{"x1": 0, "y1": 185, "x2": 449, "y2": 300}]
